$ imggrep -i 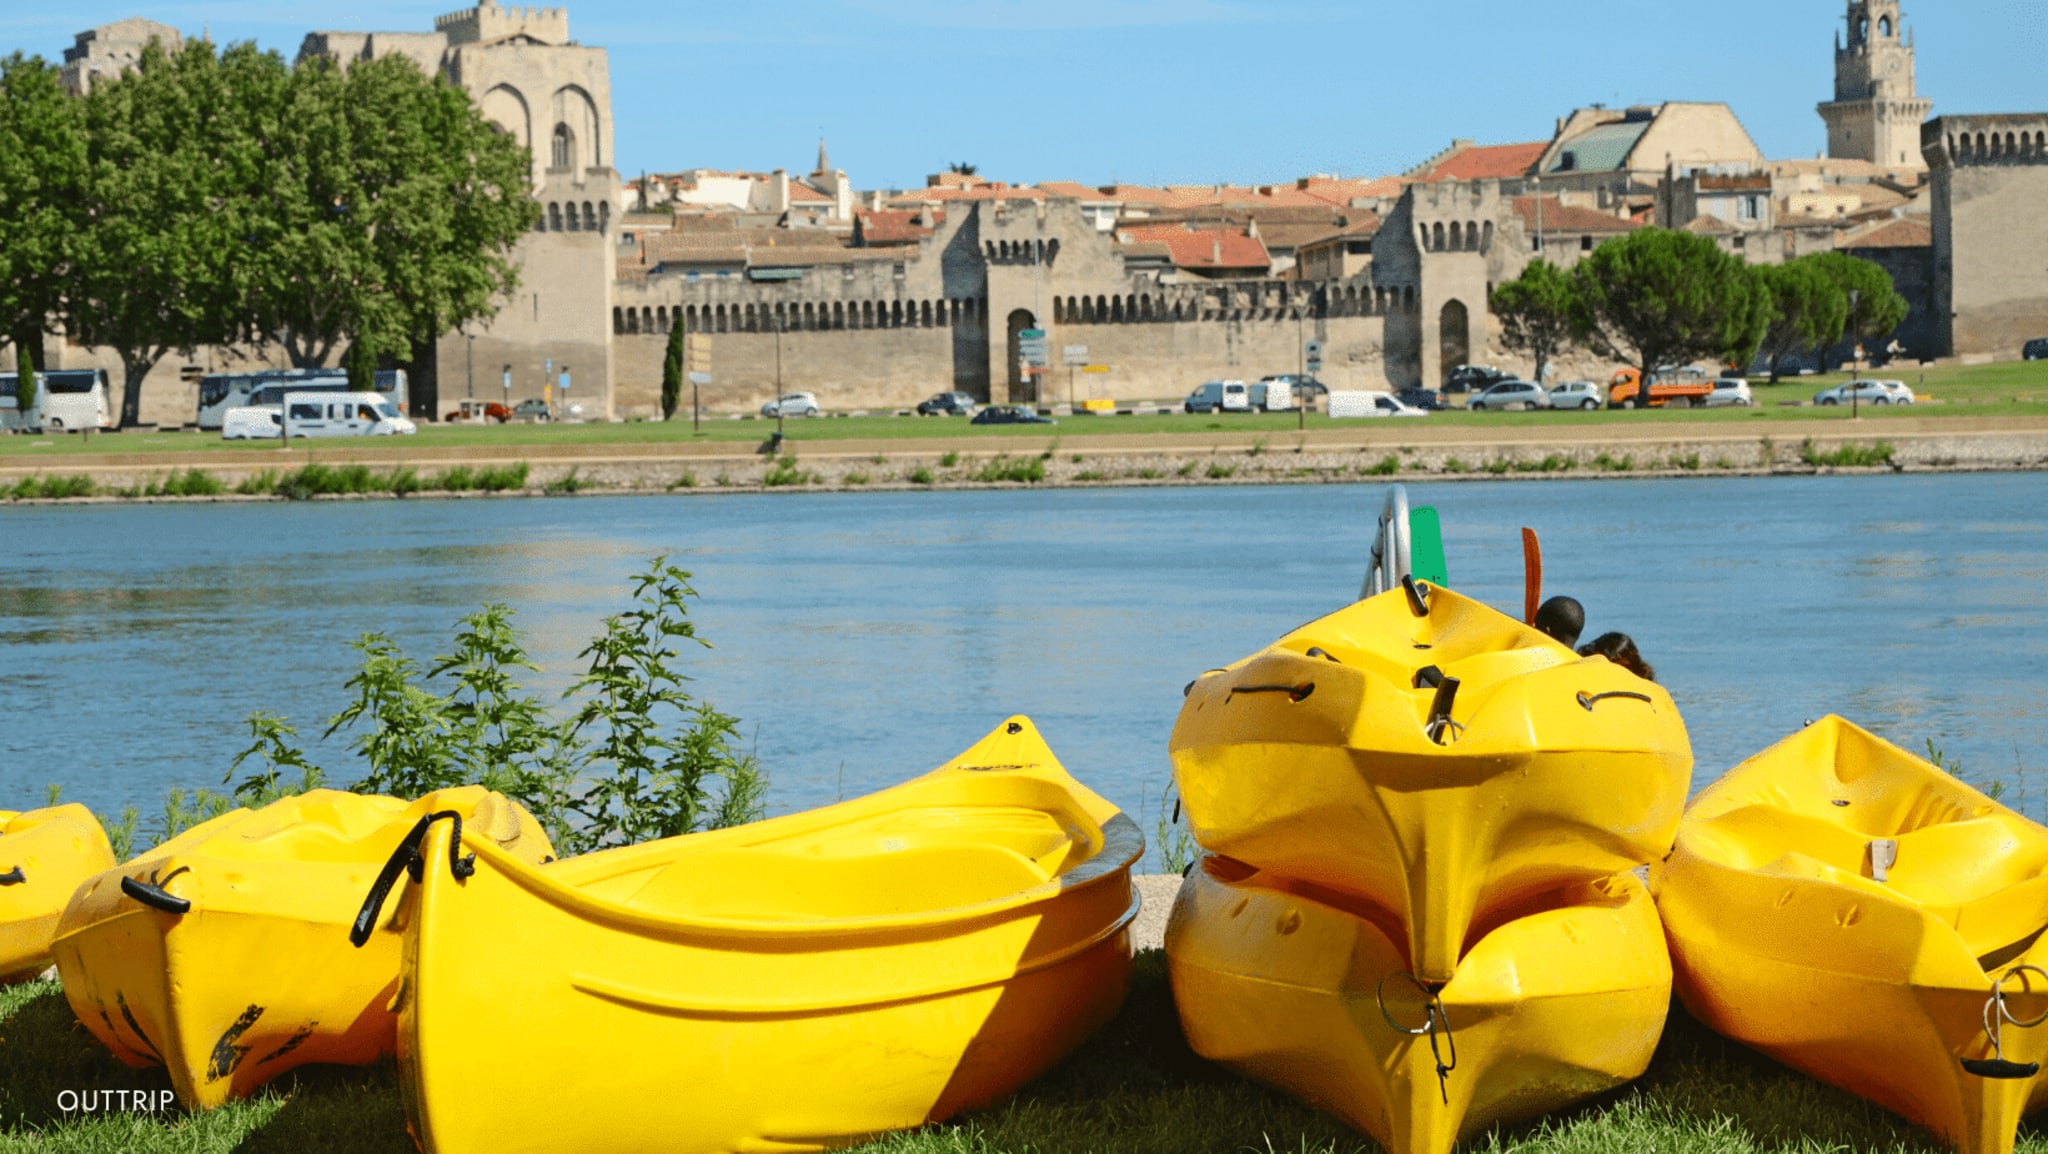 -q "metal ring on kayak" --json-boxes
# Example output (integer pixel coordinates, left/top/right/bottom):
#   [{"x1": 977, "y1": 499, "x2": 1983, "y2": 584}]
[
  {"x1": 1995, "y1": 965, "x2": 2048, "y2": 1029},
  {"x1": 1577, "y1": 690, "x2": 1654, "y2": 711},
  {"x1": 121, "y1": 866, "x2": 193, "y2": 915},
  {"x1": 1376, "y1": 971, "x2": 1458, "y2": 1103},
  {"x1": 0, "y1": 866, "x2": 23, "y2": 886},
  {"x1": 349, "y1": 810, "x2": 476, "y2": 949}
]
